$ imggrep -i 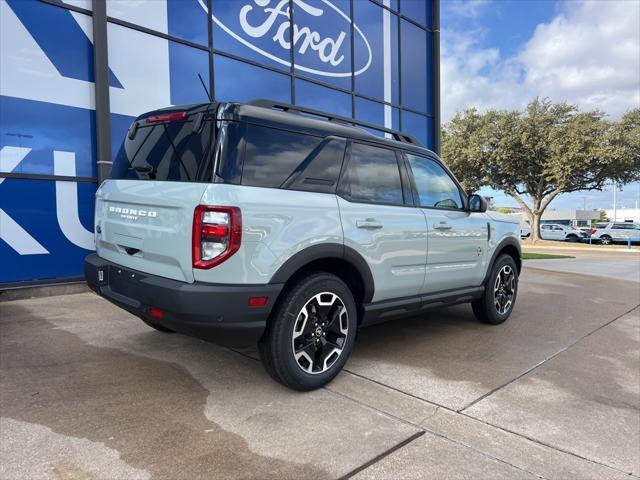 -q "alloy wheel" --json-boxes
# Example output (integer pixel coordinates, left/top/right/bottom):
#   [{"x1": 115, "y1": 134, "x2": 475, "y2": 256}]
[
  {"x1": 291, "y1": 292, "x2": 349, "y2": 374},
  {"x1": 494, "y1": 265, "x2": 516, "y2": 315}
]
